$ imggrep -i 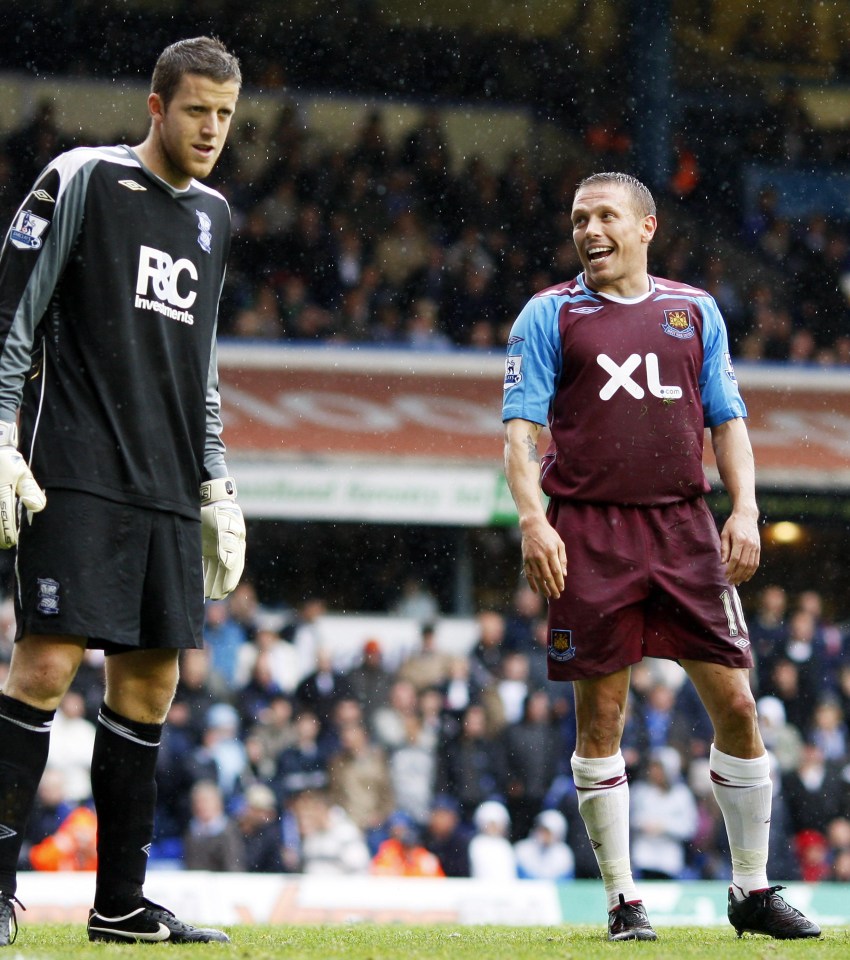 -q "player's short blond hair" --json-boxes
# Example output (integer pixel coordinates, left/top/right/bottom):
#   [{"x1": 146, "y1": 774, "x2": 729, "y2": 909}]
[{"x1": 576, "y1": 172, "x2": 656, "y2": 219}]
